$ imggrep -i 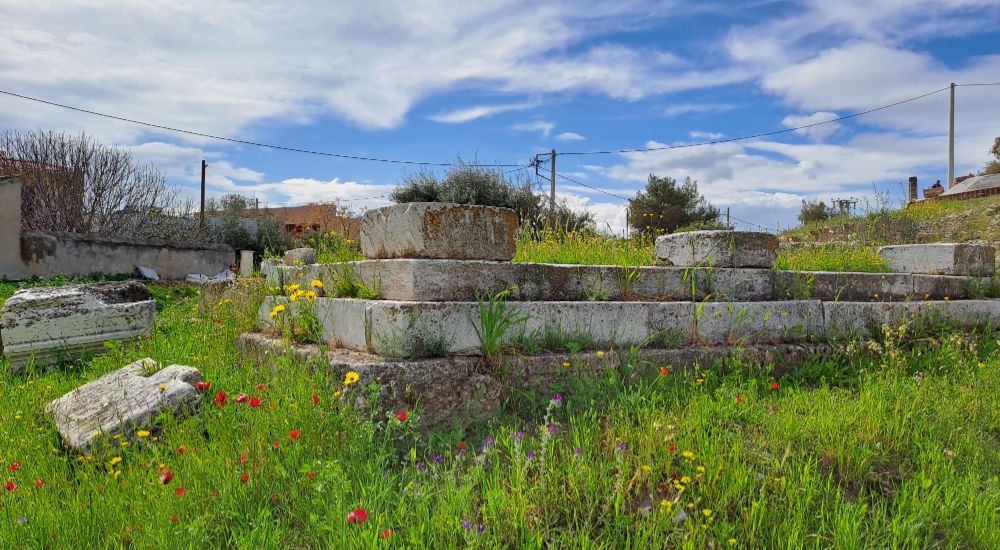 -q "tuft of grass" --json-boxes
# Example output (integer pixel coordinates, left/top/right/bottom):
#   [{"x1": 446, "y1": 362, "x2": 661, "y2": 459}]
[
  {"x1": 775, "y1": 243, "x2": 889, "y2": 272},
  {"x1": 472, "y1": 289, "x2": 528, "y2": 361},
  {"x1": 515, "y1": 227, "x2": 655, "y2": 266}
]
